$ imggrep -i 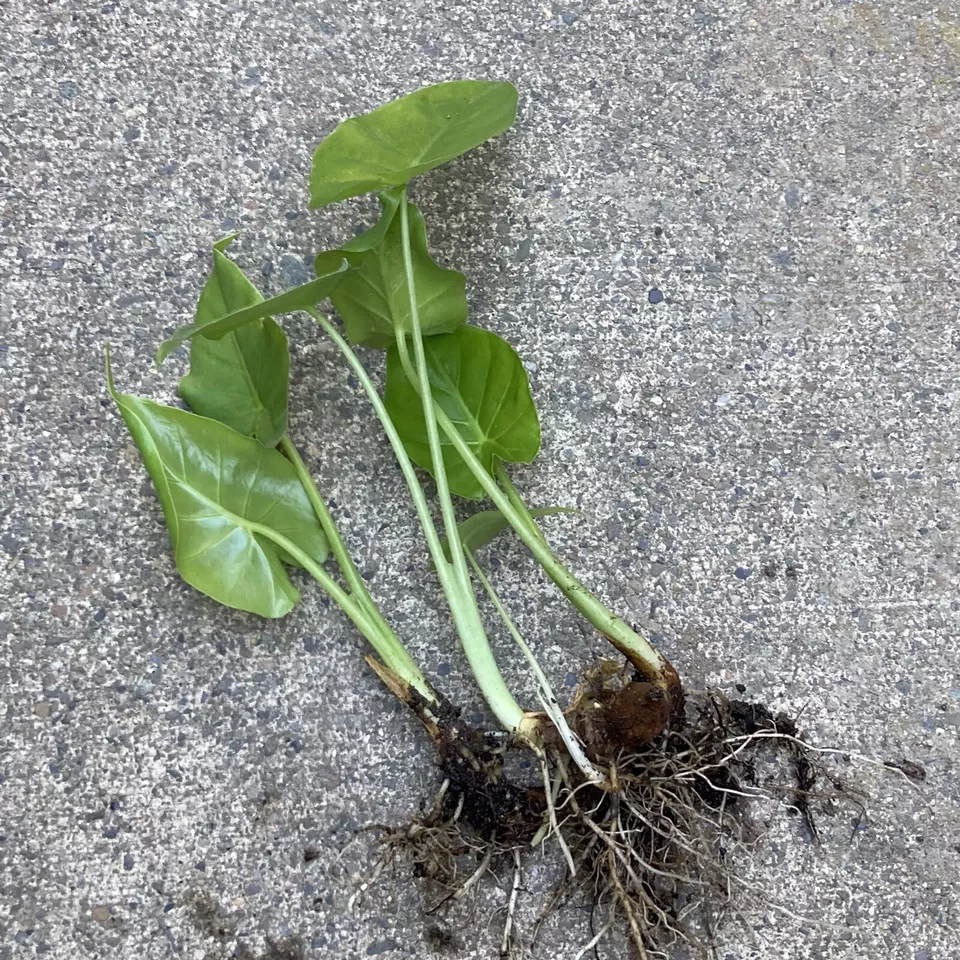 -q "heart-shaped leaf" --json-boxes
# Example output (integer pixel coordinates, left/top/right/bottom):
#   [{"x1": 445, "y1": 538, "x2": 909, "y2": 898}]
[
  {"x1": 309, "y1": 80, "x2": 519, "y2": 209},
  {"x1": 156, "y1": 260, "x2": 350, "y2": 364},
  {"x1": 179, "y1": 236, "x2": 289, "y2": 447},
  {"x1": 439, "y1": 506, "x2": 578, "y2": 563},
  {"x1": 108, "y1": 353, "x2": 328, "y2": 618},
  {"x1": 314, "y1": 187, "x2": 466, "y2": 348},
  {"x1": 384, "y1": 325, "x2": 541, "y2": 500}
]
